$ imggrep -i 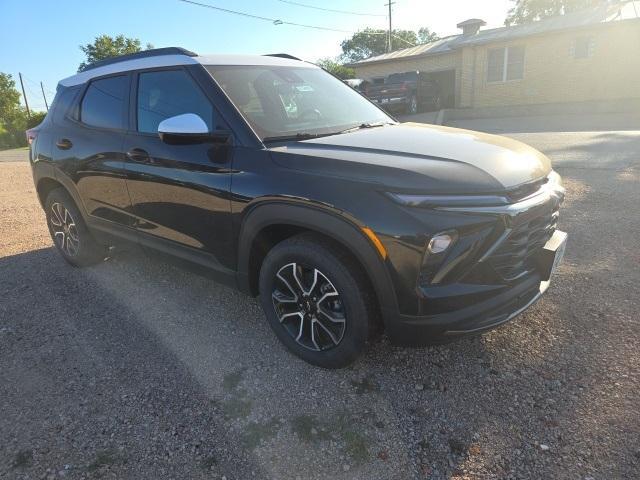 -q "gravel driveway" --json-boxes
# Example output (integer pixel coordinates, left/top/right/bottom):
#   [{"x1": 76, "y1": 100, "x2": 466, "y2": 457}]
[{"x1": 1, "y1": 129, "x2": 639, "y2": 479}]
